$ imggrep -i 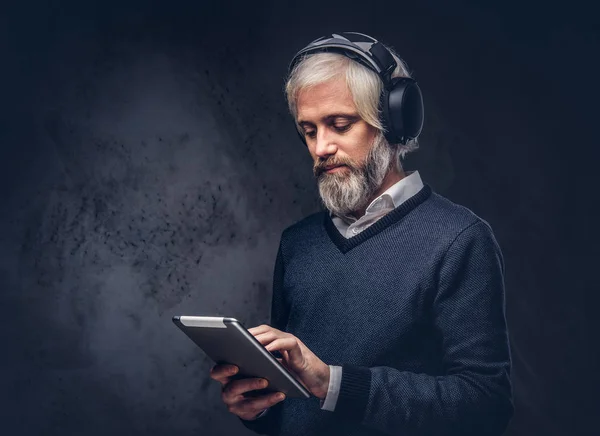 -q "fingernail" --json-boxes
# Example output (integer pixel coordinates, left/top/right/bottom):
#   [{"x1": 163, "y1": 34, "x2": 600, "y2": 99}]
[{"x1": 277, "y1": 393, "x2": 285, "y2": 400}]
